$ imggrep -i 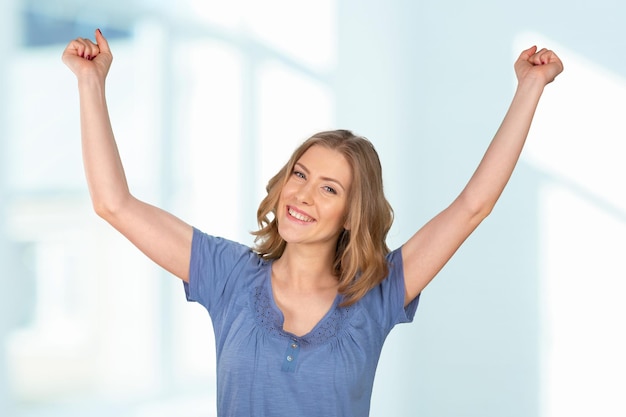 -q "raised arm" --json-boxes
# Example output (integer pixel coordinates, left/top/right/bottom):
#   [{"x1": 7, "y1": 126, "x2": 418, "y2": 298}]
[
  {"x1": 63, "y1": 29, "x2": 193, "y2": 281},
  {"x1": 401, "y1": 46, "x2": 563, "y2": 305}
]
